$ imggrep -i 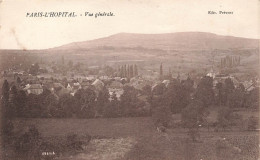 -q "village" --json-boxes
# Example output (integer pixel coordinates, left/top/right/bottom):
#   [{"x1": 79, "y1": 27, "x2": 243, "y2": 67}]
[{"x1": 1, "y1": 55, "x2": 258, "y2": 104}]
